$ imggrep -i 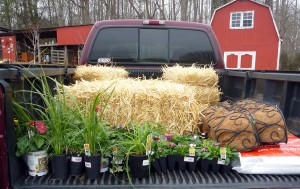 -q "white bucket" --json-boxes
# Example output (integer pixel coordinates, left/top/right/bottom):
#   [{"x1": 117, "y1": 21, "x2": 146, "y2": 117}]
[
  {"x1": 100, "y1": 157, "x2": 109, "y2": 173},
  {"x1": 26, "y1": 150, "x2": 48, "y2": 176}
]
